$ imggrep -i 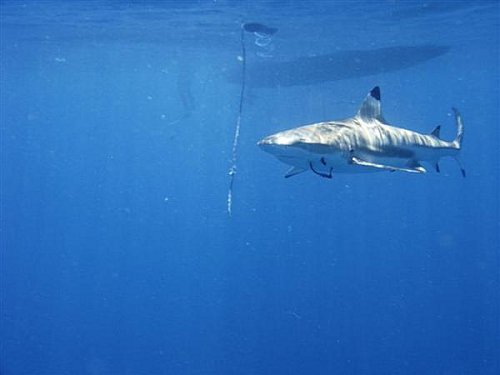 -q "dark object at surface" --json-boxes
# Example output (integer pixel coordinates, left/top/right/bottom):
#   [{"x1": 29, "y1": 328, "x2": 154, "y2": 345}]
[
  {"x1": 241, "y1": 45, "x2": 449, "y2": 87},
  {"x1": 243, "y1": 22, "x2": 278, "y2": 36}
]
